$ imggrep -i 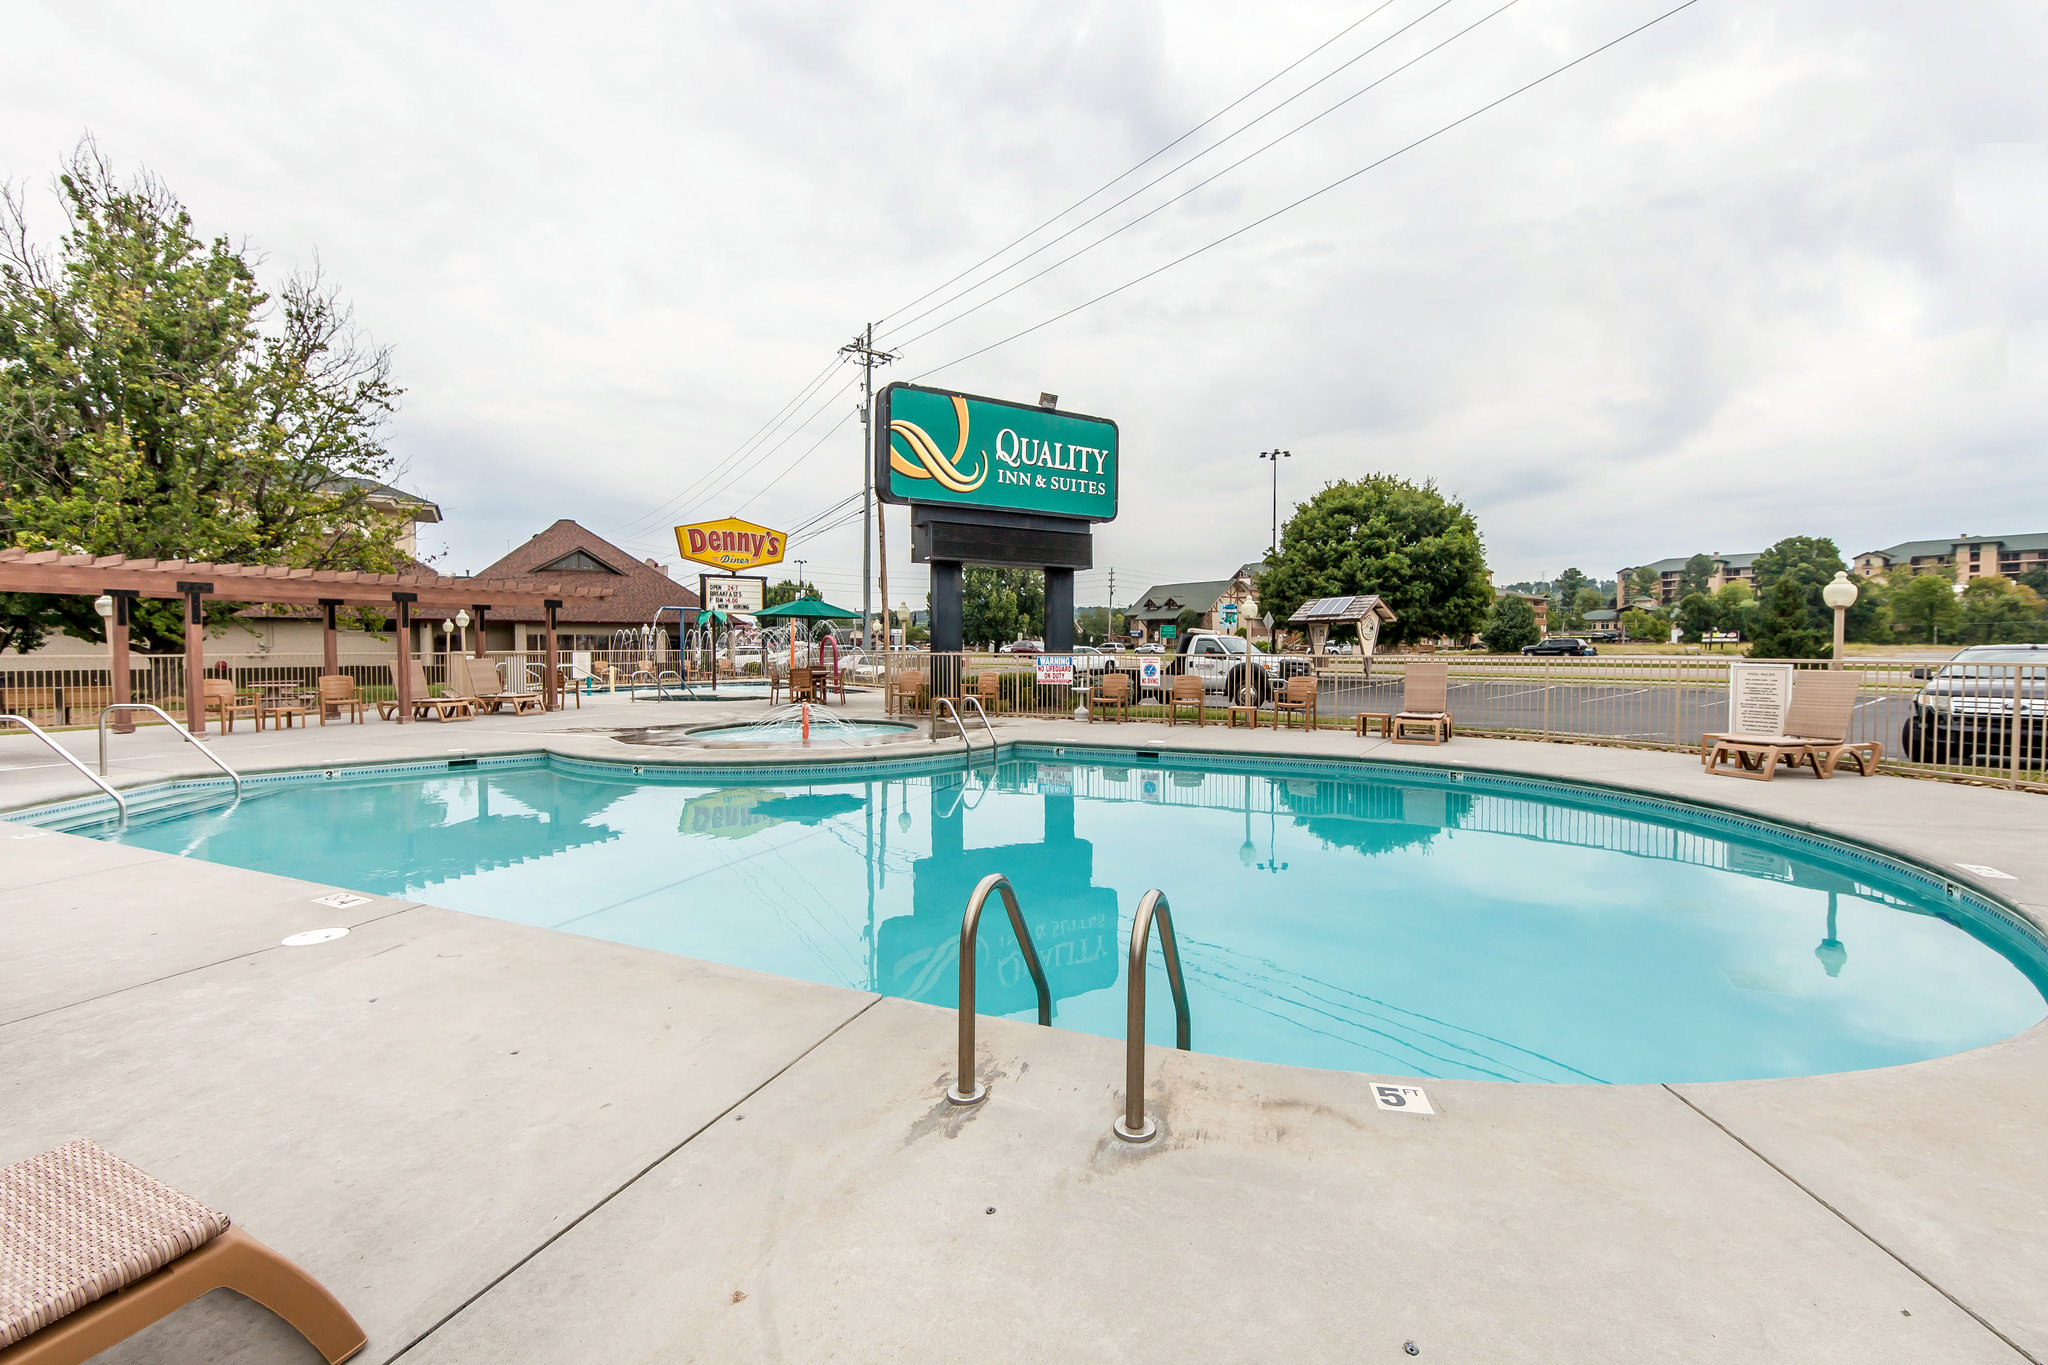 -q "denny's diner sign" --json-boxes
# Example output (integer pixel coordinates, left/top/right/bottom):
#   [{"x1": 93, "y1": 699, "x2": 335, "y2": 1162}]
[
  {"x1": 674, "y1": 517, "x2": 788, "y2": 571},
  {"x1": 875, "y1": 382, "x2": 1118, "y2": 522}
]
